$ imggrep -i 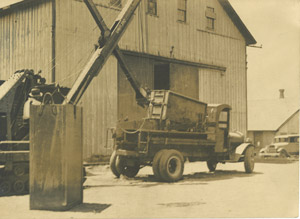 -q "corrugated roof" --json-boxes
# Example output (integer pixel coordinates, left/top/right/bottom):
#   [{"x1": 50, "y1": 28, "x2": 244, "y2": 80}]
[
  {"x1": 248, "y1": 98, "x2": 300, "y2": 131},
  {"x1": 218, "y1": 0, "x2": 257, "y2": 45}
]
